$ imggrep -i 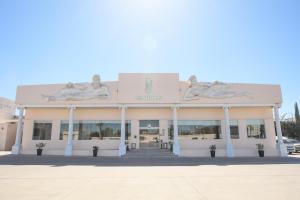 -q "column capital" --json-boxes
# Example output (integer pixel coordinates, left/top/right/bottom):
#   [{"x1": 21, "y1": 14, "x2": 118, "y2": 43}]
[
  {"x1": 223, "y1": 105, "x2": 231, "y2": 109},
  {"x1": 67, "y1": 105, "x2": 76, "y2": 110},
  {"x1": 171, "y1": 104, "x2": 180, "y2": 110},
  {"x1": 274, "y1": 104, "x2": 281, "y2": 109},
  {"x1": 119, "y1": 104, "x2": 127, "y2": 109}
]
